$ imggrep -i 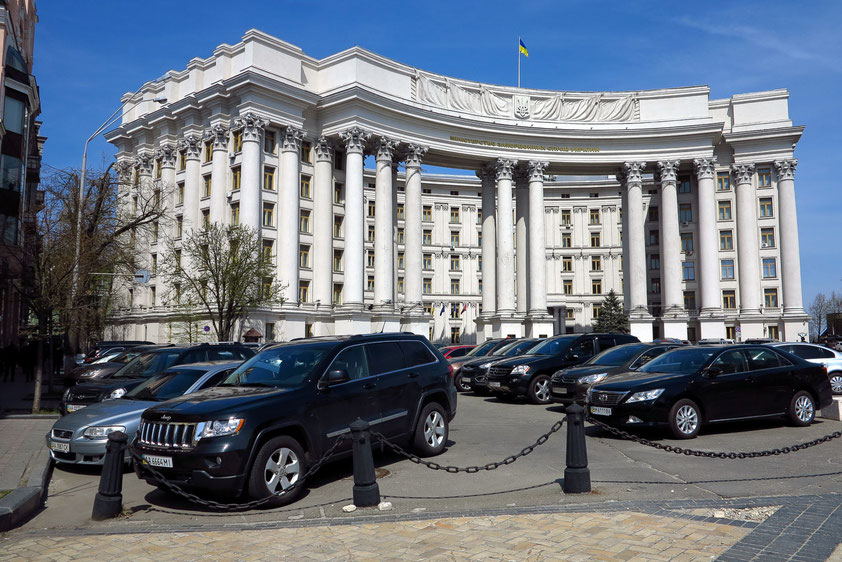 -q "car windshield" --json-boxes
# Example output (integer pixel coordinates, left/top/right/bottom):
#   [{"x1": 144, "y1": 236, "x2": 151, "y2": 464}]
[
  {"x1": 466, "y1": 340, "x2": 500, "y2": 357},
  {"x1": 491, "y1": 341, "x2": 521, "y2": 355},
  {"x1": 222, "y1": 343, "x2": 334, "y2": 388},
  {"x1": 125, "y1": 370, "x2": 207, "y2": 401},
  {"x1": 588, "y1": 344, "x2": 649, "y2": 366},
  {"x1": 638, "y1": 348, "x2": 717, "y2": 374},
  {"x1": 525, "y1": 336, "x2": 576, "y2": 356},
  {"x1": 501, "y1": 340, "x2": 539, "y2": 356},
  {"x1": 111, "y1": 351, "x2": 182, "y2": 379}
]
